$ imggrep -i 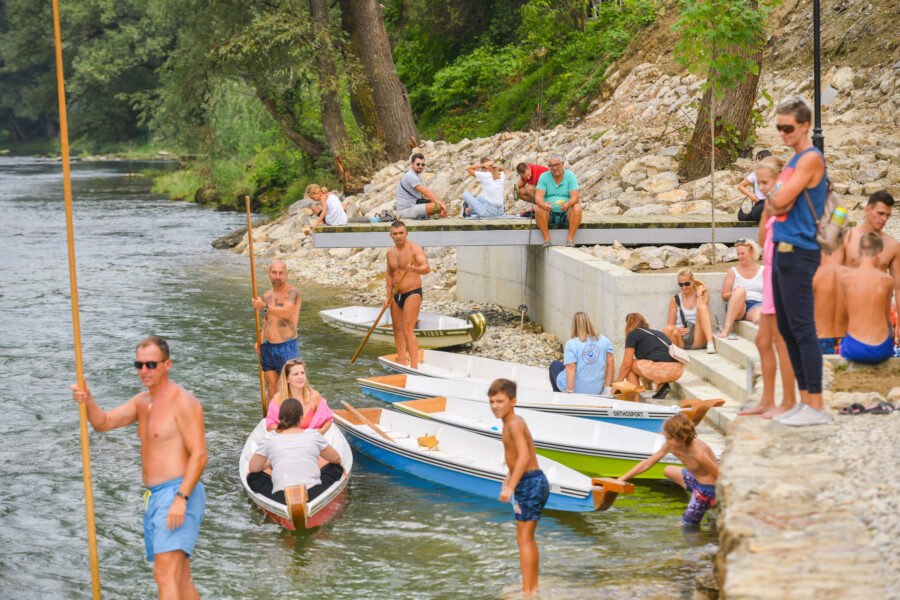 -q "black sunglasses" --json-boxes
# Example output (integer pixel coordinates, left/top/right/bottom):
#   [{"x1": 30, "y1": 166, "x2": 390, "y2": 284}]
[
  {"x1": 678, "y1": 282, "x2": 693, "y2": 288},
  {"x1": 134, "y1": 361, "x2": 161, "y2": 370},
  {"x1": 775, "y1": 124, "x2": 795, "y2": 133}
]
